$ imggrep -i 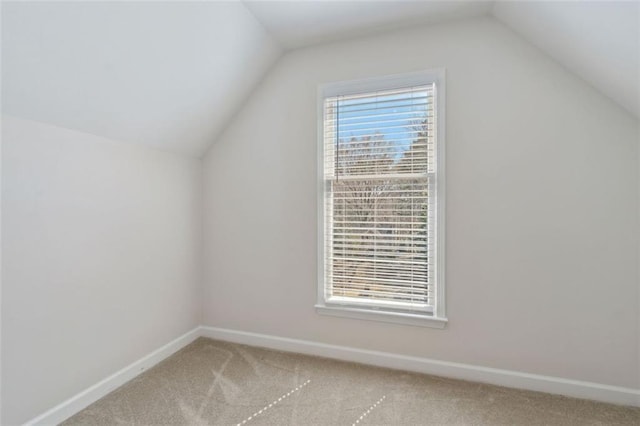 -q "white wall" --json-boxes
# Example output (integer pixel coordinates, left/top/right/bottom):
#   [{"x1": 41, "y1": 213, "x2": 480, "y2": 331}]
[
  {"x1": 202, "y1": 17, "x2": 639, "y2": 389},
  {"x1": 1, "y1": 116, "x2": 202, "y2": 425}
]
